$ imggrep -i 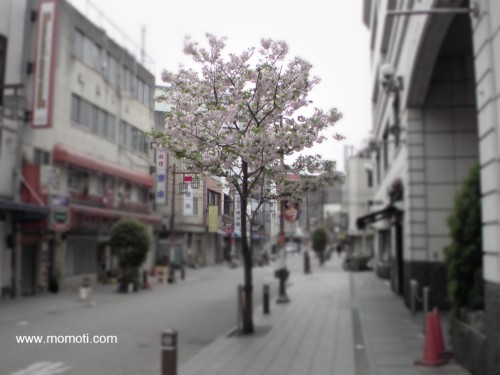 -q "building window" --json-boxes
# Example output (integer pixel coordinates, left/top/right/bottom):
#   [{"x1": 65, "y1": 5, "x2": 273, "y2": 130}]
[
  {"x1": 122, "y1": 66, "x2": 133, "y2": 94},
  {"x1": 155, "y1": 111, "x2": 166, "y2": 128},
  {"x1": 207, "y1": 190, "x2": 220, "y2": 207},
  {"x1": 83, "y1": 36, "x2": 102, "y2": 71},
  {"x1": 89, "y1": 104, "x2": 98, "y2": 133},
  {"x1": 107, "y1": 54, "x2": 118, "y2": 84},
  {"x1": 34, "y1": 148, "x2": 50, "y2": 165},
  {"x1": 106, "y1": 114, "x2": 116, "y2": 141},
  {"x1": 97, "y1": 108, "x2": 107, "y2": 137},
  {"x1": 73, "y1": 30, "x2": 84, "y2": 60},
  {"x1": 68, "y1": 168, "x2": 89, "y2": 193},
  {"x1": 71, "y1": 95, "x2": 80, "y2": 123},
  {"x1": 138, "y1": 187, "x2": 148, "y2": 204},
  {"x1": 71, "y1": 94, "x2": 115, "y2": 142},
  {"x1": 366, "y1": 169, "x2": 373, "y2": 188},
  {"x1": 119, "y1": 121, "x2": 147, "y2": 155}
]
